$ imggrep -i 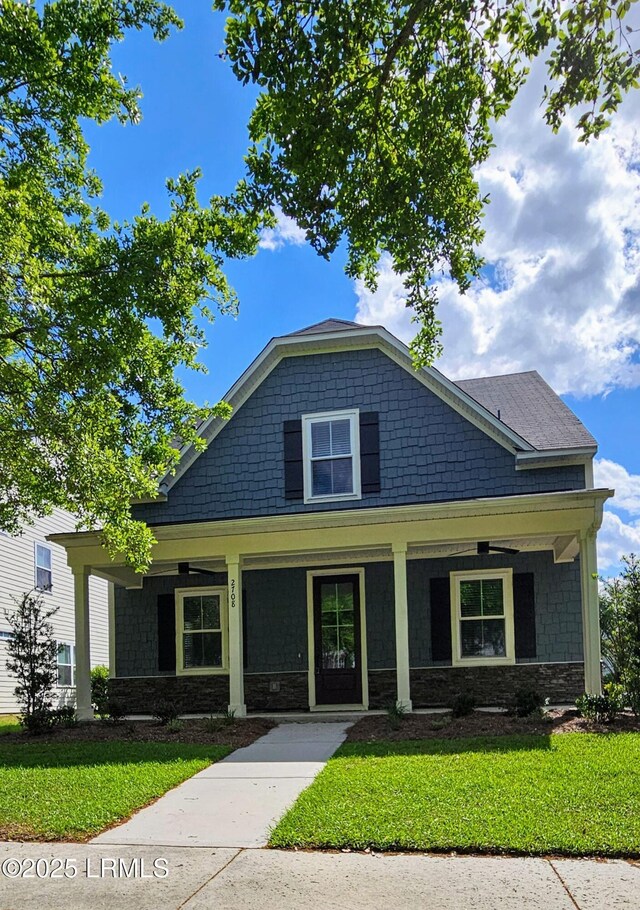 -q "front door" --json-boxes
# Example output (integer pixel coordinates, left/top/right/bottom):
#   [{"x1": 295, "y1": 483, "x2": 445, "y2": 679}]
[{"x1": 313, "y1": 574, "x2": 362, "y2": 705}]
